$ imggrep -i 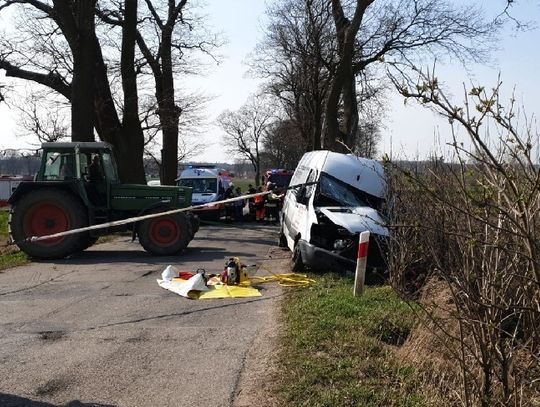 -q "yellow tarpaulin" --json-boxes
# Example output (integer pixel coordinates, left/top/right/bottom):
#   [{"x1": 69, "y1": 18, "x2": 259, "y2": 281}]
[{"x1": 166, "y1": 278, "x2": 262, "y2": 299}]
